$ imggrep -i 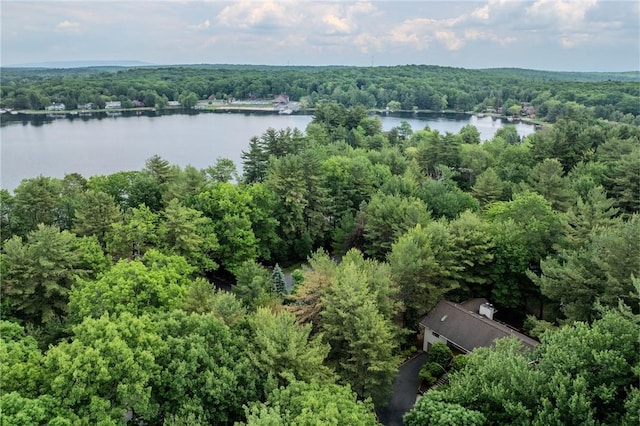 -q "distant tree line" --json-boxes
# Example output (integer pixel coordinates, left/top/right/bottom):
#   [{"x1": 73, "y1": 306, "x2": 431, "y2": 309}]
[
  {"x1": 1, "y1": 65, "x2": 638, "y2": 124},
  {"x1": 1, "y1": 102, "x2": 639, "y2": 424}
]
